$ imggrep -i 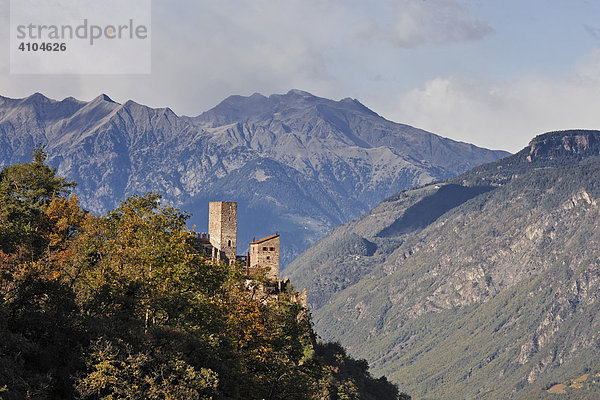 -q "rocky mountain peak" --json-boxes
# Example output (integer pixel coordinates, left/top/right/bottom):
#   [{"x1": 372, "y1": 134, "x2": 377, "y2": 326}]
[
  {"x1": 0, "y1": 90, "x2": 508, "y2": 267},
  {"x1": 22, "y1": 92, "x2": 52, "y2": 104},
  {"x1": 196, "y1": 92, "x2": 273, "y2": 126},
  {"x1": 466, "y1": 130, "x2": 600, "y2": 183},
  {"x1": 525, "y1": 129, "x2": 600, "y2": 162},
  {"x1": 92, "y1": 93, "x2": 117, "y2": 104},
  {"x1": 61, "y1": 96, "x2": 86, "y2": 106},
  {"x1": 200, "y1": 90, "x2": 374, "y2": 128},
  {"x1": 285, "y1": 88, "x2": 315, "y2": 98}
]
